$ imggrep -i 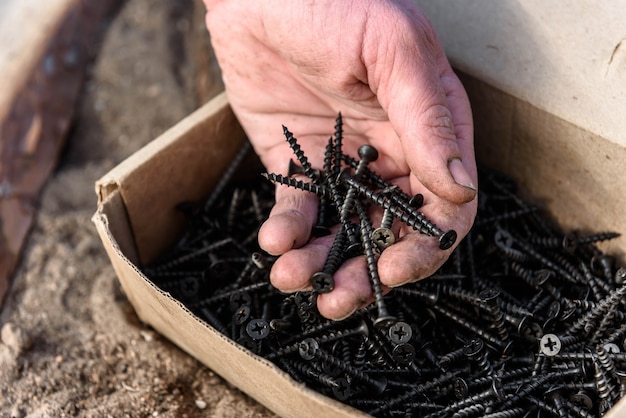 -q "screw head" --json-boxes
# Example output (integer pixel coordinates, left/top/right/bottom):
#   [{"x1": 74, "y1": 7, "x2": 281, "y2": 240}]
[
  {"x1": 453, "y1": 378, "x2": 469, "y2": 399},
  {"x1": 332, "y1": 377, "x2": 351, "y2": 401},
  {"x1": 539, "y1": 333, "x2": 561, "y2": 356},
  {"x1": 438, "y1": 230, "x2": 457, "y2": 250},
  {"x1": 569, "y1": 391, "x2": 593, "y2": 411},
  {"x1": 311, "y1": 272, "x2": 335, "y2": 294},
  {"x1": 299, "y1": 338, "x2": 319, "y2": 361},
  {"x1": 232, "y1": 305, "x2": 251, "y2": 325},
  {"x1": 560, "y1": 302, "x2": 577, "y2": 321},
  {"x1": 373, "y1": 314, "x2": 398, "y2": 329},
  {"x1": 479, "y1": 288, "x2": 500, "y2": 304},
  {"x1": 547, "y1": 301, "x2": 561, "y2": 319},
  {"x1": 357, "y1": 144, "x2": 379, "y2": 163},
  {"x1": 533, "y1": 269, "x2": 554, "y2": 286},
  {"x1": 494, "y1": 229, "x2": 514, "y2": 248},
  {"x1": 236, "y1": 336, "x2": 259, "y2": 353},
  {"x1": 178, "y1": 276, "x2": 200, "y2": 299},
  {"x1": 392, "y1": 343, "x2": 415, "y2": 366},
  {"x1": 603, "y1": 342, "x2": 621, "y2": 354},
  {"x1": 246, "y1": 319, "x2": 270, "y2": 340},
  {"x1": 388, "y1": 321, "x2": 412, "y2": 344},
  {"x1": 462, "y1": 338, "x2": 484, "y2": 357},
  {"x1": 372, "y1": 227, "x2": 395, "y2": 250},
  {"x1": 562, "y1": 233, "x2": 578, "y2": 253},
  {"x1": 229, "y1": 291, "x2": 252, "y2": 311},
  {"x1": 408, "y1": 194, "x2": 424, "y2": 209}
]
